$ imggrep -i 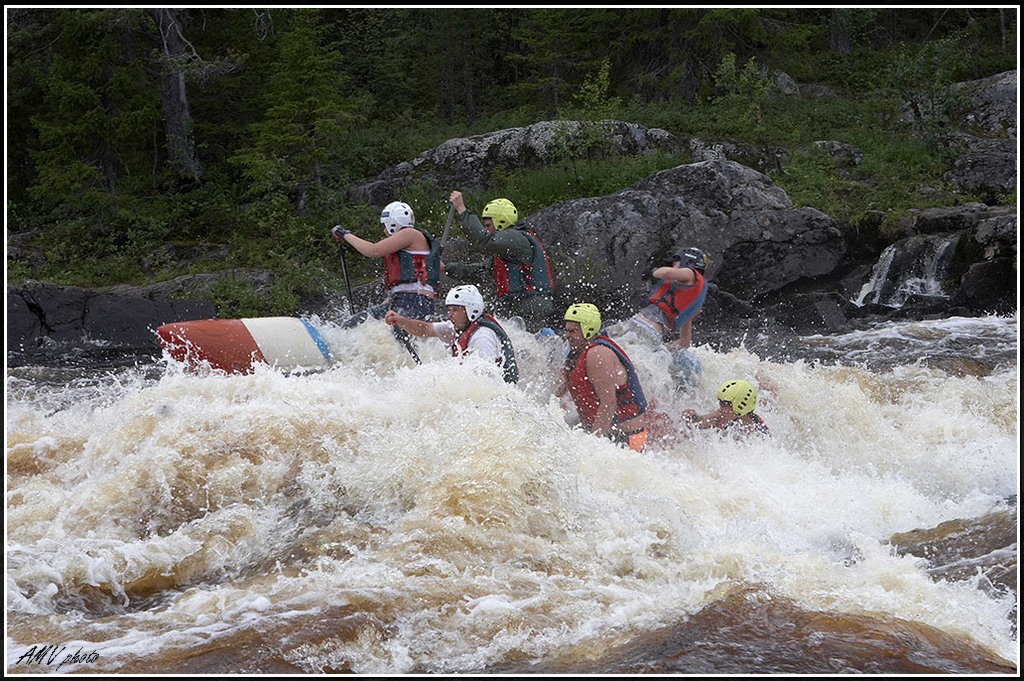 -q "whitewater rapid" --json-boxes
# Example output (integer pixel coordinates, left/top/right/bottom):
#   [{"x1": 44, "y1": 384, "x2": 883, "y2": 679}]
[{"x1": 5, "y1": 314, "x2": 1018, "y2": 673}]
